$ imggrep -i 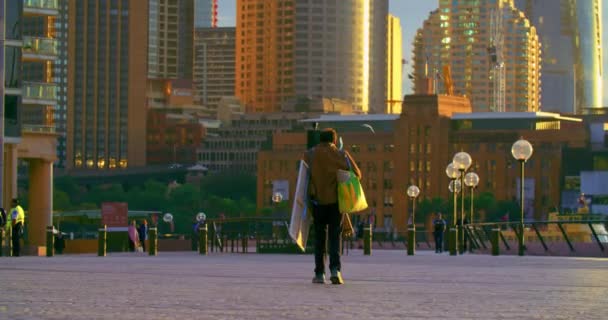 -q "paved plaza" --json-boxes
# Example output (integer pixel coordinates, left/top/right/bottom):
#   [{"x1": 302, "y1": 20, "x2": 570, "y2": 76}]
[{"x1": 0, "y1": 250, "x2": 606, "y2": 319}]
